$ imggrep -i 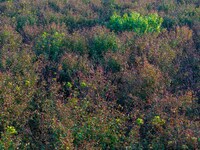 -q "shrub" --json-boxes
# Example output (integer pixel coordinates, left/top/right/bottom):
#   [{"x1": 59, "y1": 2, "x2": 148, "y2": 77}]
[
  {"x1": 136, "y1": 118, "x2": 144, "y2": 126},
  {"x1": 162, "y1": 15, "x2": 178, "y2": 29},
  {"x1": 151, "y1": 116, "x2": 165, "y2": 126},
  {"x1": 106, "y1": 58, "x2": 121, "y2": 73},
  {"x1": 35, "y1": 31, "x2": 65, "y2": 61},
  {"x1": 0, "y1": 126, "x2": 18, "y2": 150},
  {"x1": 108, "y1": 11, "x2": 163, "y2": 34},
  {"x1": 16, "y1": 14, "x2": 37, "y2": 31},
  {"x1": 89, "y1": 29, "x2": 118, "y2": 62}
]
